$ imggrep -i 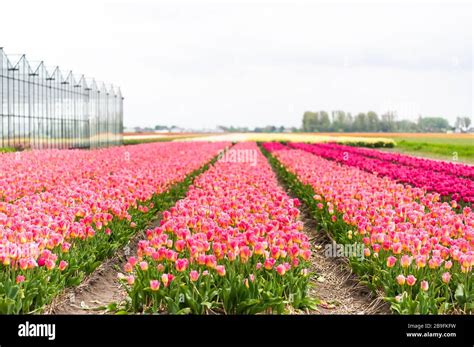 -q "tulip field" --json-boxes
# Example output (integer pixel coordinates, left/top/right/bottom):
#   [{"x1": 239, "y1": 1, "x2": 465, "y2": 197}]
[
  {"x1": 0, "y1": 139, "x2": 472, "y2": 314},
  {"x1": 262, "y1": 142, "x2": 473, "y2": 314},
  {"x1": 288, "y1": 142, "x2": 474, "y2": 204},
  {"x1": 0, "y1": 142, "x2": 229, "y2": 313}
]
